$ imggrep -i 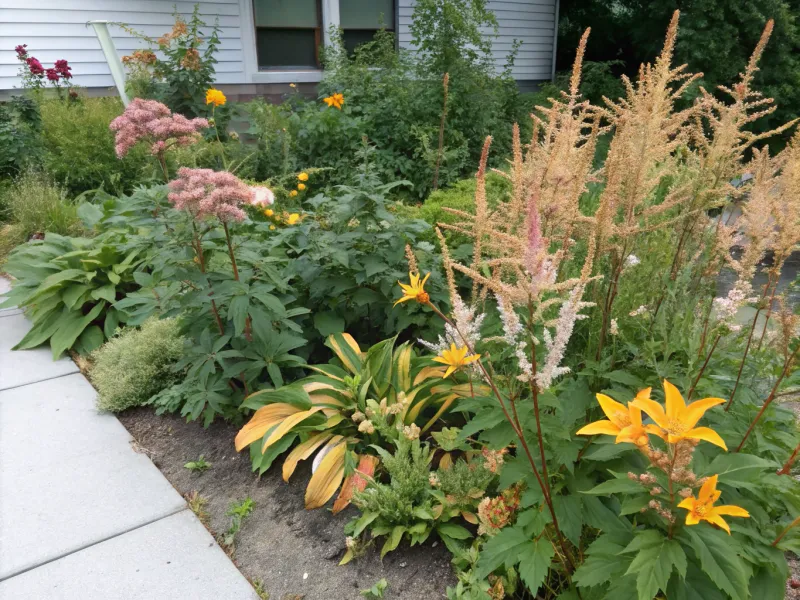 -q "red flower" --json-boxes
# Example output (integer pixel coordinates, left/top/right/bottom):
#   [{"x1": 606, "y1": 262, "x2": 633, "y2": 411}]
[
  {"x1": 54, "y1": 59, "x2": 72, "y2": 79},
  {"x1": 25, "y1": 57, "x2": 44, "y2": 76},
  {"x1": 15, "y1": 44, "x2": 28, "y2": 58},
  {"x1": 45, "y1": 68, "x2": 59, "y2": 82}
]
